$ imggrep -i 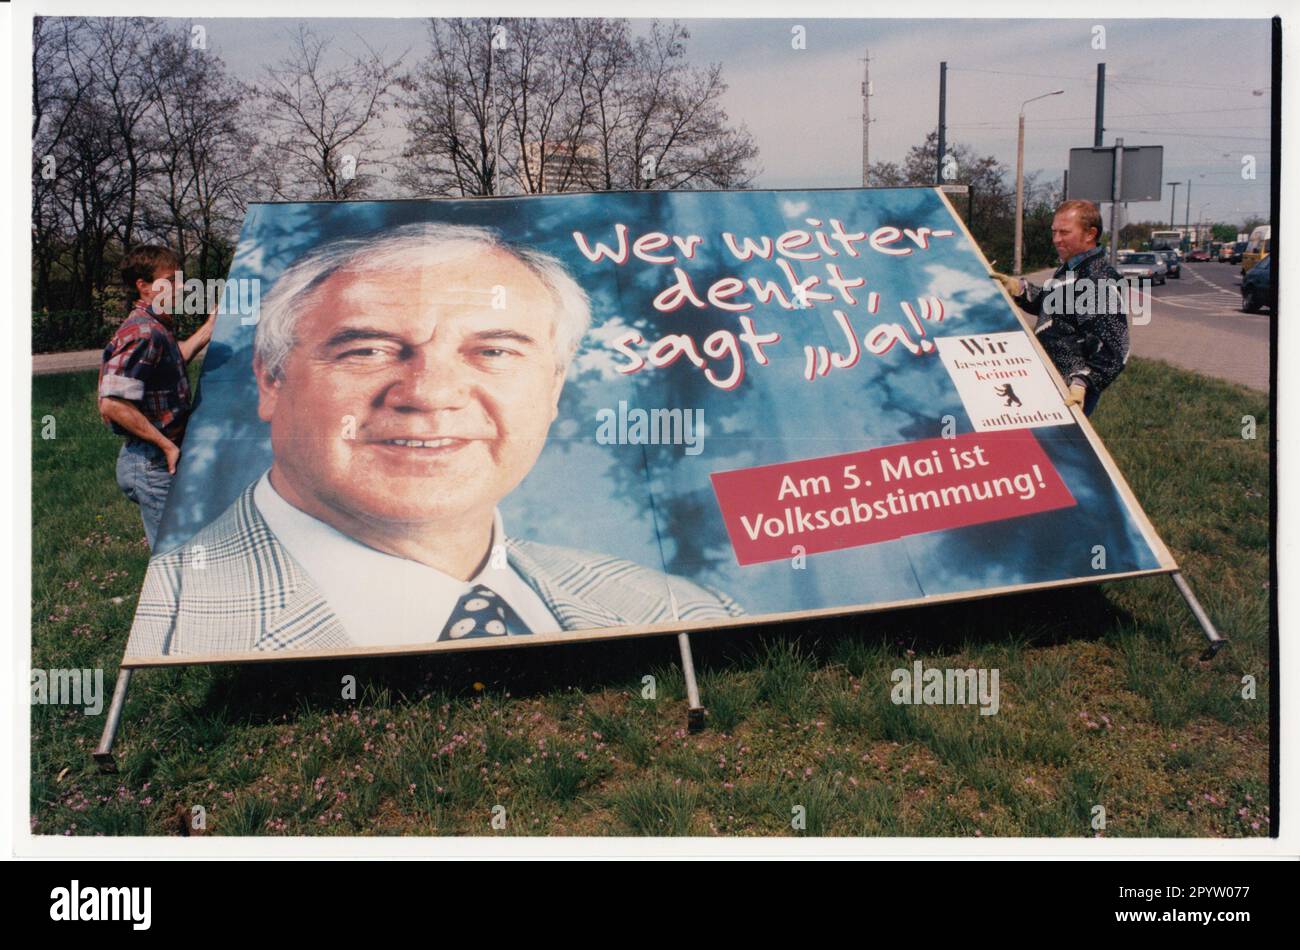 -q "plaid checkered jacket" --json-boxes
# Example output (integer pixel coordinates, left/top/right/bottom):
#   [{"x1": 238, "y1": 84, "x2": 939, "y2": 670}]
[
  {"x1": 125, "y1": 483, "x2": 745, "y2": 657},
  {"x1": 1015, "y1": 246, "x2": 1130, "y2": 395},
  {"x1": 99, "y1": 304, "x2": 191, "y2": 442}
]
